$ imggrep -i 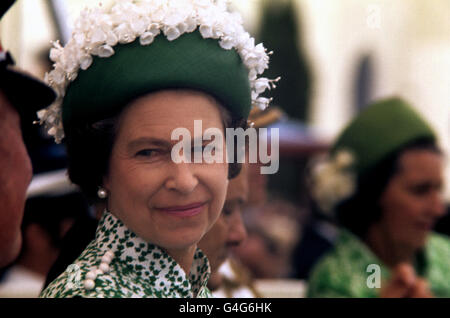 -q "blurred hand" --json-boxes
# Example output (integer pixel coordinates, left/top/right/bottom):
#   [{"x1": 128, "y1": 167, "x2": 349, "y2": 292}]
[
  {"x1": 408, "y1": 277, "x2": 433, "y2": 298},
  {"x1": 380, "y1": 263, "x2": 434, "y2": 298}
]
